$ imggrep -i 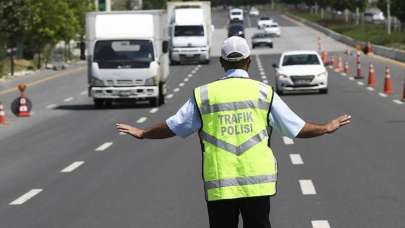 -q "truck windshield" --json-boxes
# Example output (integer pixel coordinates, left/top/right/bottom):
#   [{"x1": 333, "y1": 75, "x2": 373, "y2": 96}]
[
  {"x1": 174, "y1": 26, "x2": 204, "y2": 37},
  {"x1": 94, "y1": 40, "x2": 154, "y2": 69}
]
